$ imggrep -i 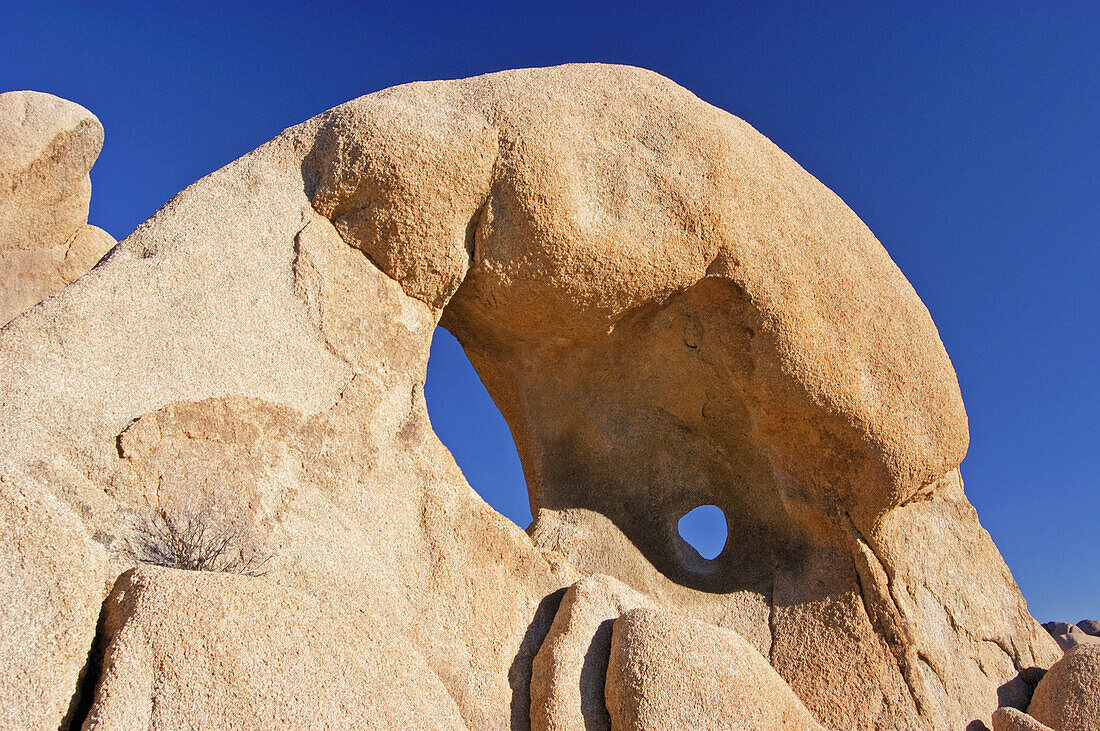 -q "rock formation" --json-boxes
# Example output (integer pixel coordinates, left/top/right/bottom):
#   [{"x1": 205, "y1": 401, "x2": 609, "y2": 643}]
[
  {"x1": 82, "y1": 566, "x2": 466, "y2": 729},
  {"x1": 992, "y1": 707, "x2": 1056, "y2": 731},
  {"x1": 605, "y1": 607, "x2": 825, "y2": 730},
  {"x1": 1043, "y1": 621, "x2": 1100, "y2": 652},
  {"x1": 531, "y1": 574, "x2": 656, "y2": 731},
  {"x1": 0, "y1": 91, "x2": 115, "y2": 326},
  {"x1": 1075, "y1": 619, "x2": 1100, "y2": 636},
  {"x1": 0, "y1": 65, "x2": 1066, "y2": 729},
  {"x1": 1027, "y1": 644, "x2": 1100, "y2": 731}
]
